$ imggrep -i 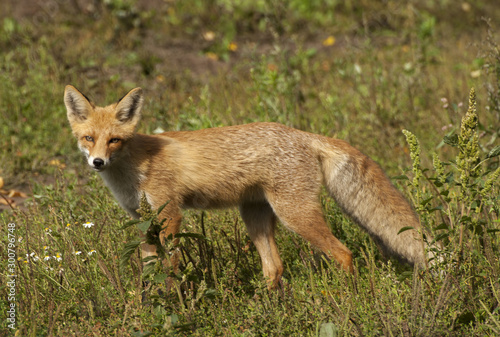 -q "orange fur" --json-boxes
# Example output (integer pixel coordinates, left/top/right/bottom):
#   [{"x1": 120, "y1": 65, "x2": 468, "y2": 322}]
[{"x1": 65, "y1": 85, "x2": 429, "y2": 288}]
